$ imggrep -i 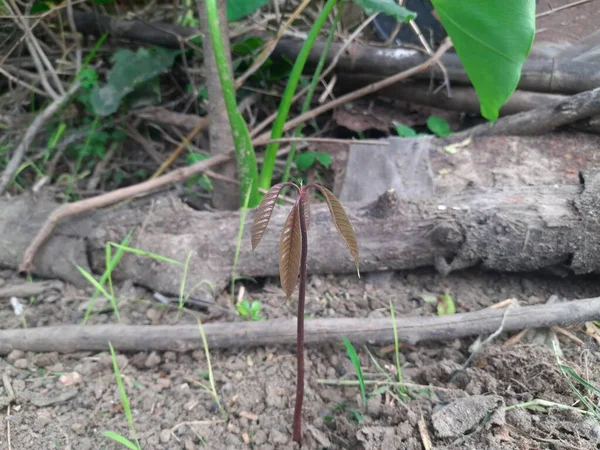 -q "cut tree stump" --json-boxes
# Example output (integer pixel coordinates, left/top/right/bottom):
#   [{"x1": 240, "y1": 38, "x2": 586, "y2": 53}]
[{"x1": 1, "y1": 296, "x2": 599, "y2": 354}]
